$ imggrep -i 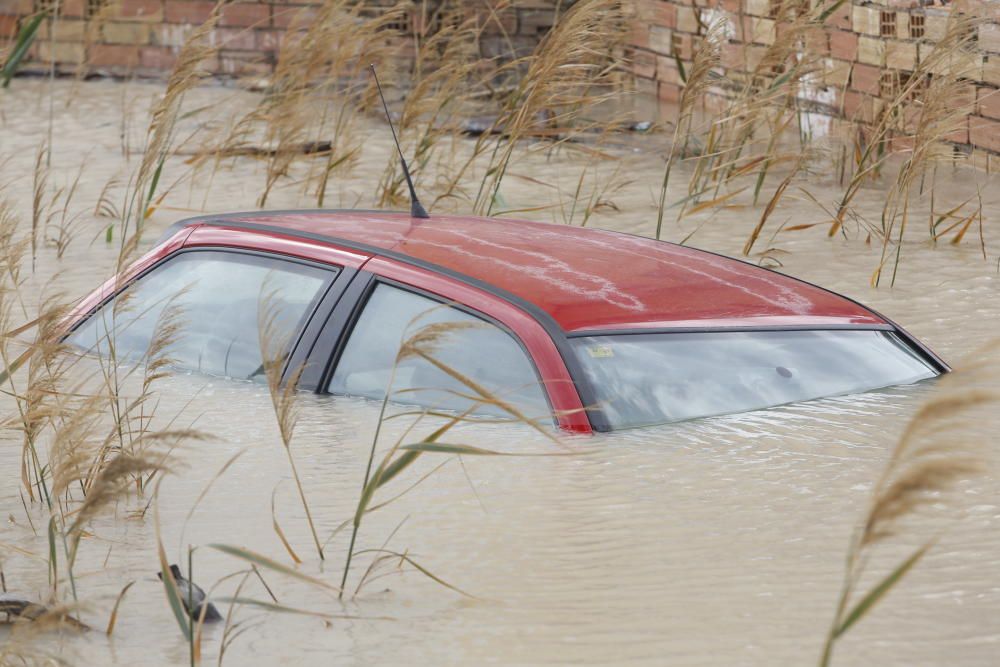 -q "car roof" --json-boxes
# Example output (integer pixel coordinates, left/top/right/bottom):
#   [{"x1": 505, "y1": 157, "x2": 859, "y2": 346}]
[{"x1": 176, "y1": 210, "x2": 886, "y2": 333}]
